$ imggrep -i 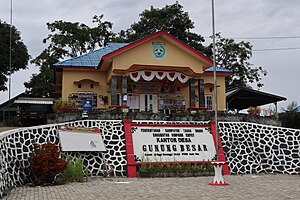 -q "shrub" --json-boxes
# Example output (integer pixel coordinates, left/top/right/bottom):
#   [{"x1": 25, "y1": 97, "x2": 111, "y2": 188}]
[
  {"x1": 28, "y1": 142, "x2": 67, "y2": 185},
  {"x1": 62, "y1": 157, "x2": 87, "y2": 182},
  {"x1": 53, "y1": 98, "x2": 77, "y2": 113}
]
